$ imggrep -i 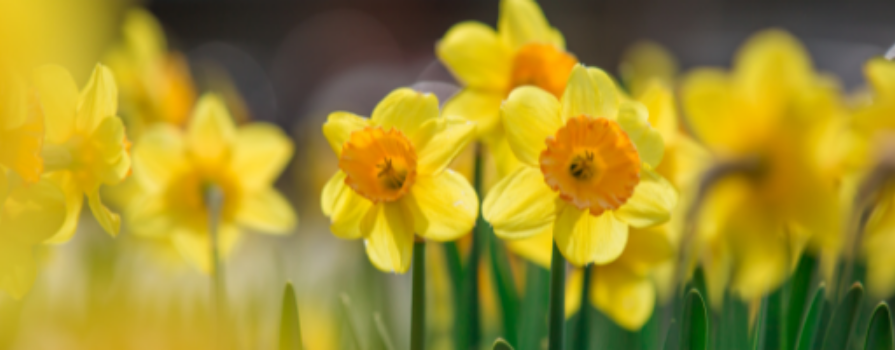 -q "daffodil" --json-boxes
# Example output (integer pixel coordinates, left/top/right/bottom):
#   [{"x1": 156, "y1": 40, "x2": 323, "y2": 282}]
[
  {"x1": 680, "y1": 29, "x2": 844, "y2": 302},
  {"x1": 0, "y1": 67, "x2": 44, "y2": 186},
  {"x1": 32, "y1": 64, "x2": 131, "y2": 242},
  {"x1": 321, "y1": 88, "x2": 478, "y2": 273},
  {"x1": 483, "y1": 64, "x2": 677, "y2": 267},
  {"x1": 128, "y1": 93, "x2": 296, "y2": 272},
  {"x1": 105, "y1": 9, "x2": 196, "y2": 138}
]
